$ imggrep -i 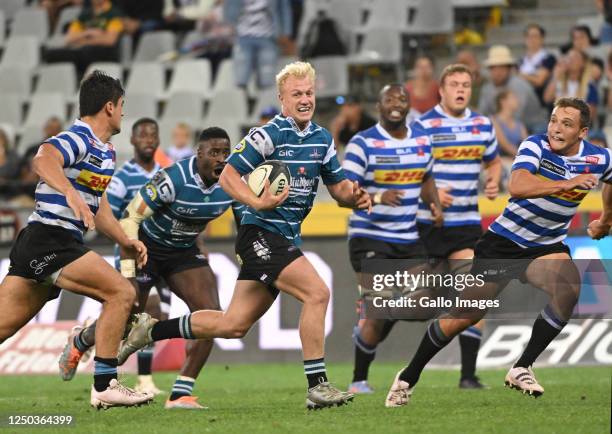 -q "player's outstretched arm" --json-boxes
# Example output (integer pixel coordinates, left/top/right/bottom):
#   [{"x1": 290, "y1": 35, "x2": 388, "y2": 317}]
[
  {"x1": 96, "y1": 193, "x2": 147, "y2": 270},
  {"x1": 32, "y1": 143, "x2": 95, "y2": 230},
  {"x1": 508, "y1": 169, "x2": 598, "y2": 199},
  {"x1": 327, "y1": 179, "x2": 372, "y2": 212},
  {"x1": 219, "y1": 164, "x2": 288, "y2": 211},
  {"x1": 587, "y1": 183, "x2": 612, "y2": 240}
]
